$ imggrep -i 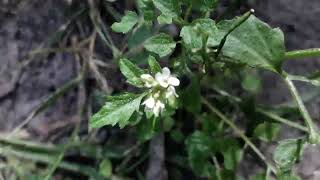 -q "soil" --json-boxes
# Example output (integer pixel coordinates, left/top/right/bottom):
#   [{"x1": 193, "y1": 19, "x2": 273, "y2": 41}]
[{"x1": 0, "y1": 0, "x2": 319, "y2": 179}]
